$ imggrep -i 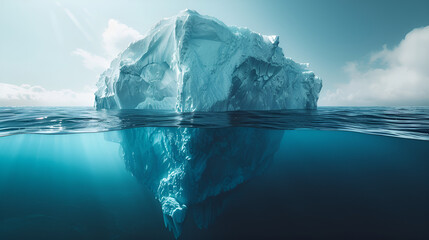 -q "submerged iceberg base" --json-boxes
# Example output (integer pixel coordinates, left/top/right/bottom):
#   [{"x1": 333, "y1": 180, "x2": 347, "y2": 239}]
[{"x1": 106, "y1": 127, "x2": 283, "y2": 237}]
